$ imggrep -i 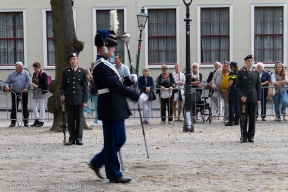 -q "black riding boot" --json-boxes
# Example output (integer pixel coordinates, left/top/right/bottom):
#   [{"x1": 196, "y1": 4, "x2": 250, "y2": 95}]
[
  {"x1": 31, "y1": 119, "x2": 39, "y2": 127},
  {"x1": 36, "y1": 122, "x2": 44, "y2": 127}
]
